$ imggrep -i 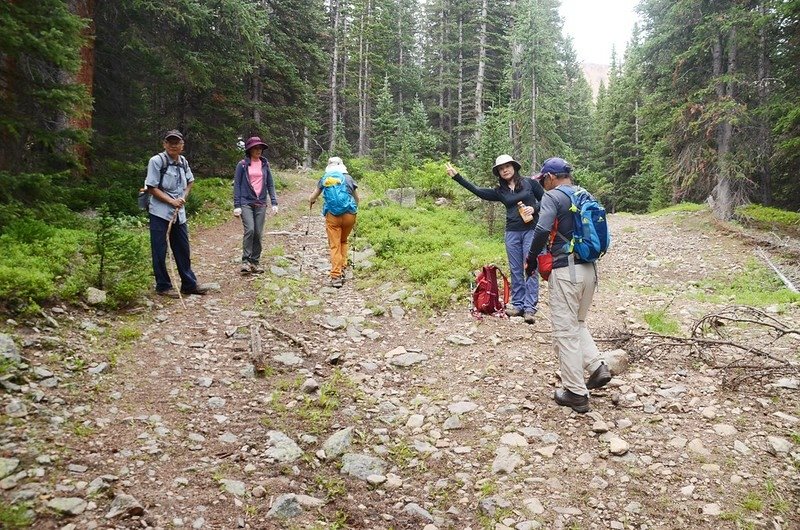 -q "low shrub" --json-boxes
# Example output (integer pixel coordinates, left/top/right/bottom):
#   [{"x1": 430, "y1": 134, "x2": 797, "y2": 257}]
[
  {"x1": 735, "y1": 204, "x2": 800, "y2": 237},
  {"x1": 355, "y1": 201, "x2": 506, "y2": 308}
]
